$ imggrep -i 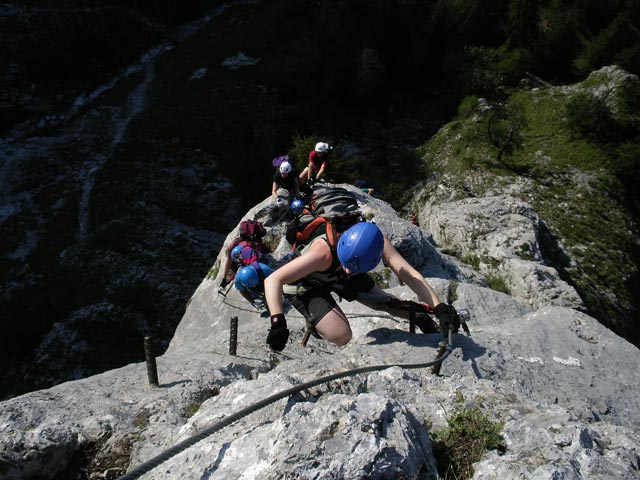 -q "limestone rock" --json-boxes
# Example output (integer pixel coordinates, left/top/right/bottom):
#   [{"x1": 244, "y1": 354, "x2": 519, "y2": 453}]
[
  {"x1": 417, "y1": 188, "x2": 583, "y2": 310},
  {"x1": 1, "y1": 186, "x2": 639, "y2": 479}
]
